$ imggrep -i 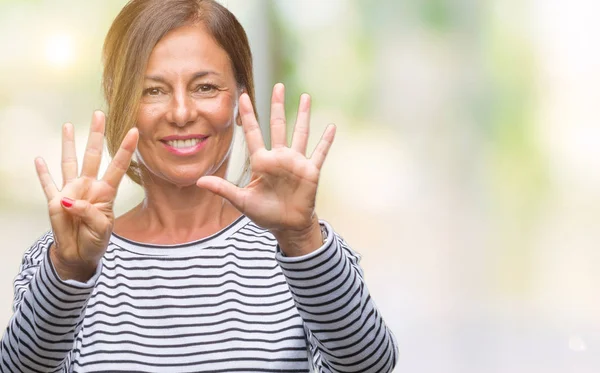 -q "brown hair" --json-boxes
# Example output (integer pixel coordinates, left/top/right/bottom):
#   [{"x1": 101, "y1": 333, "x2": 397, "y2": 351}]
[{"x1": 102, "y1": 0, "x2": 255, "y2": 185}]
